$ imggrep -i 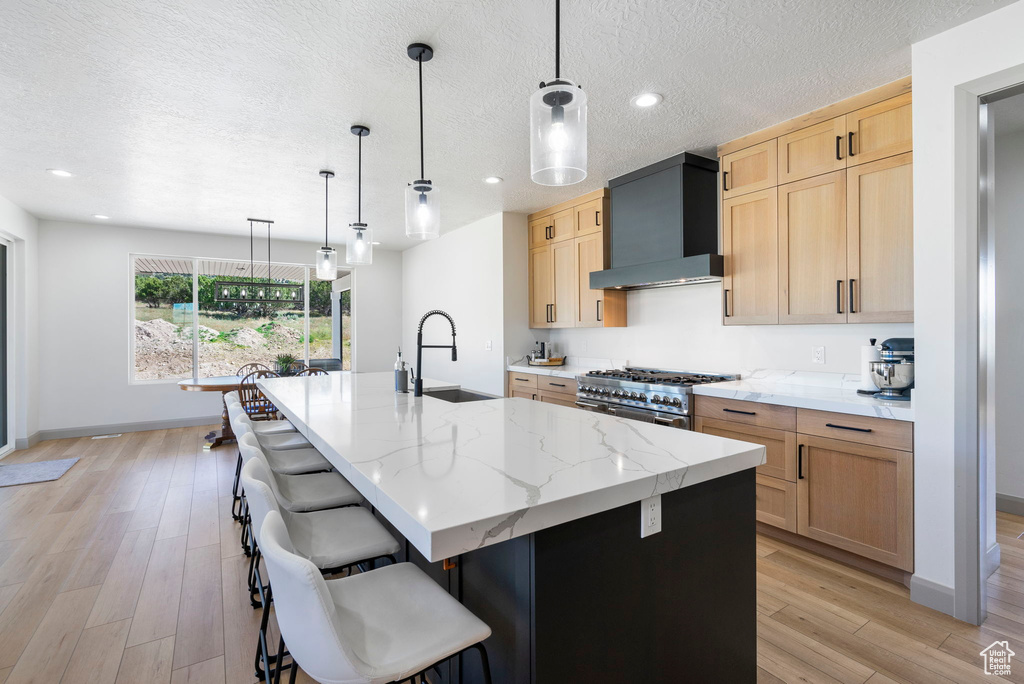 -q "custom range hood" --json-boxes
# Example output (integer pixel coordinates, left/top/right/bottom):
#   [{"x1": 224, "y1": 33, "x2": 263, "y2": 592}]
[{"x1": 590, "y1": 152, "x2": 722, "y2": 291}]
